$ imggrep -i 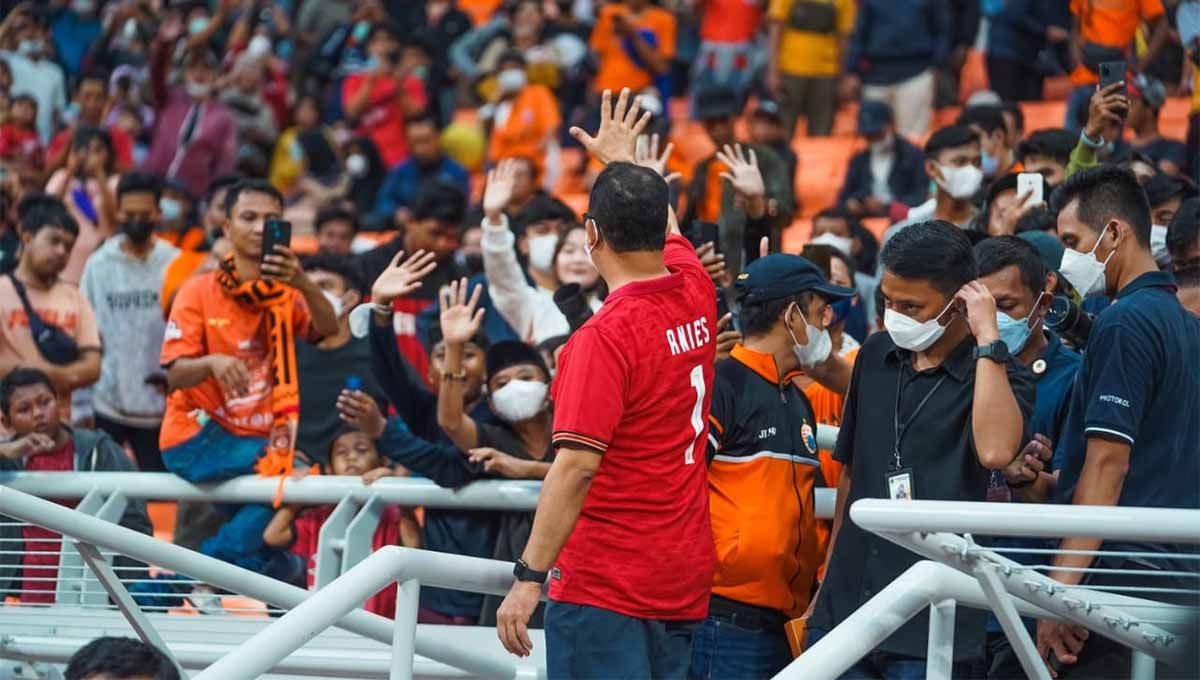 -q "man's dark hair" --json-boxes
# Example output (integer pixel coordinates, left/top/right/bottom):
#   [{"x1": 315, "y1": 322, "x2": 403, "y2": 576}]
[
  {"x1": 64, "y1": 636, "x2": 180, "y2": 680},
  {"x1": 924, "y1": 125, "x2": 979, "y2": 160},
  {"x1": 404, "y1": 111, "x2": 439, "y2": 132},
  {"x1": 1050, "y1": 166, "x2": 1152, "y2": 247},
  {"x1": 77, "y1": 69, "x2": 110, "y2": 90},
  {"x1": 367, "y1": 21, "x2": 401, "y2": 45},
  {"x1": 11, "y1": 93, "x2": 38, "y2": 111},
  {"x1": 222, "y1": 178, "x2": 284, "y2": 216},
  {"x1": 1015, "y1": 206, "x2": 1057, "y2": 234},
  {"x1": 206, "y1": 173, "x2": 243, "y2": 201},
  {"x1": 813, "y1": 207, "x2": 860, "y2": 233},
  {"x1": 956, "y1": 105, "x2": 1008, "y2": 137},
  {"x1": 1168, "y1": 197, "x2": 1200, "y2": 264},
  {"x1": 1174, "y1": 266, "x2": 1200, "y2": 290},
  {"x1": 314, "y1": 204, "x2": 361, "y2": 235},
  {"x1": 412, "y1": 181, "x2": 467, "y2": 225},
  {"x1": 880, "y1": 220, "x2": 978, "y2": 297},
  {"x1": 873, "y1": 282, "x2": 886, "y2": 324},
  {"x1": 17, "y1": 193, "x2": 79, "y2": 237},
  {"x1": 1000, "y1": 100, "x2": 1024, "y2": 136},
  {"x1": 1143, "y1": 173, "x2": 1199, "y2": 209},
  {"x1": 513, "y1": 194, "x2": 577, "y2": 236},
  {"x1": 588, "y1": 162, "x2": 668, "y2": 253},
  {"x1": 1018, "y1": 128, "x2": 1076, "y2": 165},
  {"x1": 737, "y1": 292, "x2": 814, "y2": 337},
  {"x1": 975, "y1": 235, "x2": 1046, "y2": 297},
  {"x1": 0, "y1": 367, "x2": 55, "y2": 417},
  {"x1": 117, "y1": 171, "x2": 162, "y2": 202},
  {"x1": 302, "y1": 252, "x2": 365, "y2": 293}
]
